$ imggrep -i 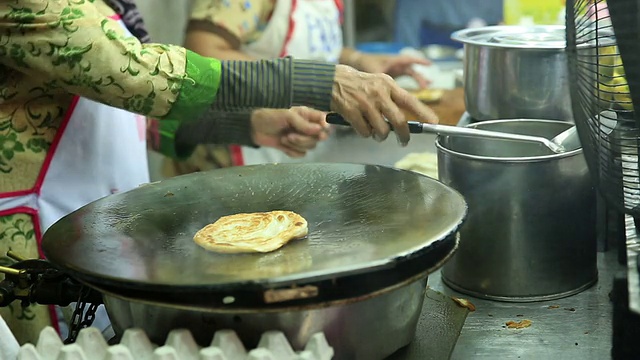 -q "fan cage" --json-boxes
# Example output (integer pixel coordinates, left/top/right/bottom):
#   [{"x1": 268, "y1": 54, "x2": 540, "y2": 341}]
[{"x1": 567, "y1": 0, "x2": 640, "y2": 216}]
